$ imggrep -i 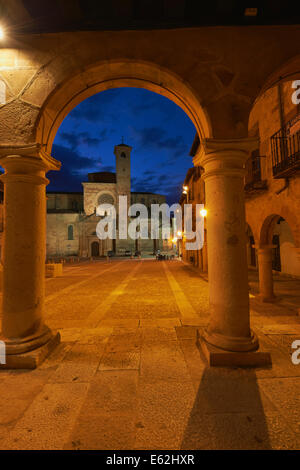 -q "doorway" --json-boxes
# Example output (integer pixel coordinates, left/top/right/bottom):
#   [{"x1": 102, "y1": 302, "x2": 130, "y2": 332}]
[{"x1": 91, "y1": 241, "x2": 99, "y2": 257}]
